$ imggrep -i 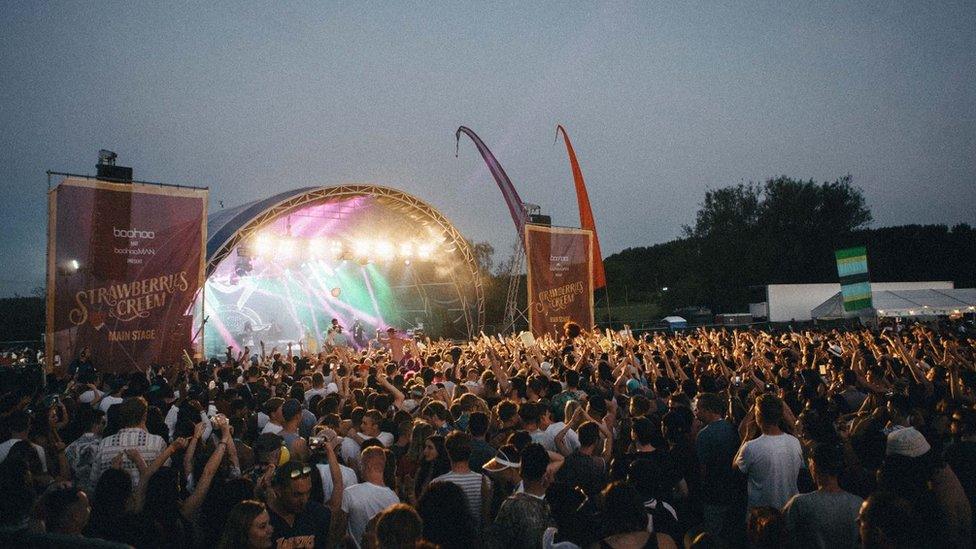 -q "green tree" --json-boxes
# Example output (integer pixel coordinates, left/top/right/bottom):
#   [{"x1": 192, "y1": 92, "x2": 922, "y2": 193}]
[
  {"x1": 608, "y1": 175, "x2": 876, "y2": 313},
  {"x1": 469, "y1": 240, "x2": 495, "y2": 276}
]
